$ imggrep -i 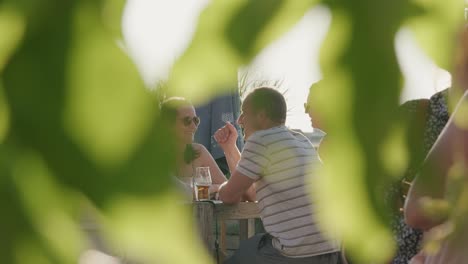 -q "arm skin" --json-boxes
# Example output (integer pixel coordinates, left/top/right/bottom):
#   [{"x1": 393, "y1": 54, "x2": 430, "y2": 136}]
[
  {"x1": 405, "y1": 92, "x2": 468, "y2": 230},
  {"x1": 218, "y1": 169, "x2": 256, "y2": 204},
  {"x1": 214, "y1": 123, "x2": 256, "y2": 204}
]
